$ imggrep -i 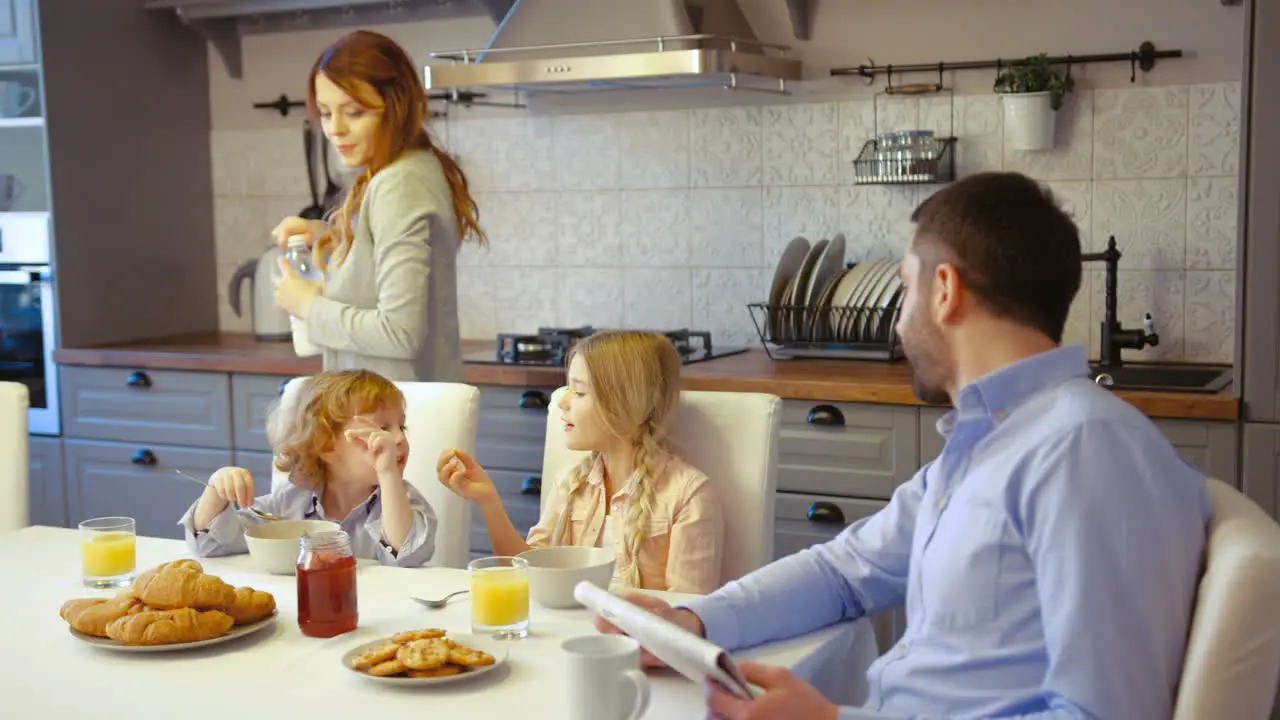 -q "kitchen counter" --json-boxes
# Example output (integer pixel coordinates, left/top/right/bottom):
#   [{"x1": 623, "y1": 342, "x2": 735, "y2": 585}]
[{"x1": 52, "y1": 332, "x2": 1240, "y2": 421}]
